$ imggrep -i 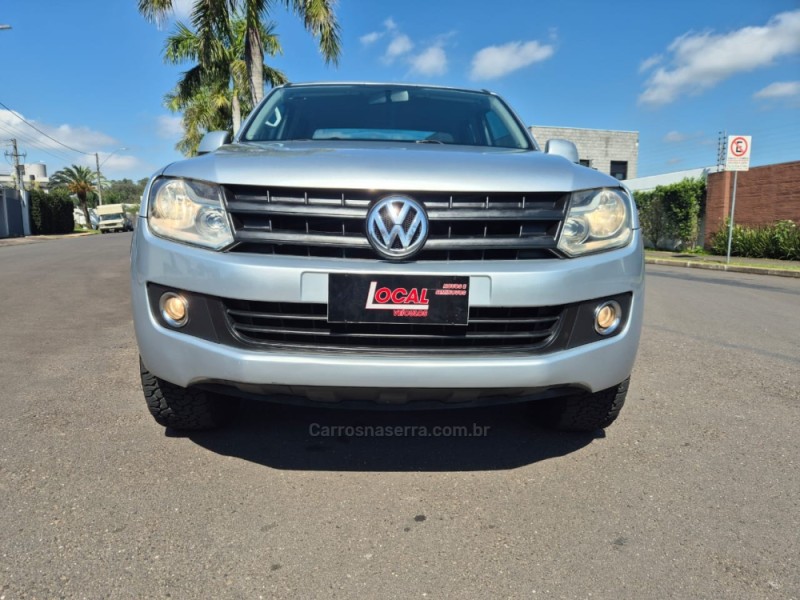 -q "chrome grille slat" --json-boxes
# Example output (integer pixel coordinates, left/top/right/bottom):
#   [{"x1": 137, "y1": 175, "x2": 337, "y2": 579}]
[
  {"x1": 224, "y1": 186, "x2": 567, "y2": 261},
  {"x1": 223, "y1": 300, "x2": 564, "y2": 352}
]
